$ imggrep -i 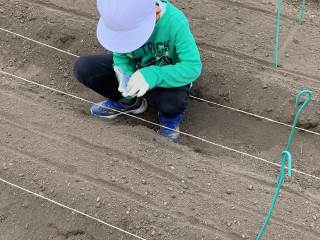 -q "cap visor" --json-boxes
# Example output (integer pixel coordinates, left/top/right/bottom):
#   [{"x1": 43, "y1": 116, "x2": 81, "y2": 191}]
[{"x1": 97, "y1": 14, "x2": 156, "y2": 53}]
